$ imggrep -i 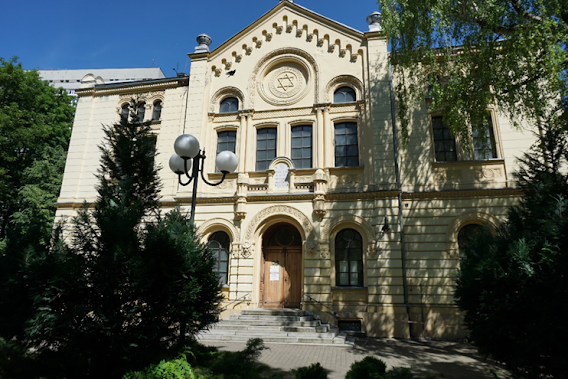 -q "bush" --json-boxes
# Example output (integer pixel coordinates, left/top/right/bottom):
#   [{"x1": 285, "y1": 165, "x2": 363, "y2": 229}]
[
  {"x1": 291, "y1": 362, "x2": 328, "y2": 379},
  {"x1": 123, "y1": 354, "x2": 194, "y2": 379},
  {"x1": 346, "y1": 356, "x2": 387, "y2": 379}
]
